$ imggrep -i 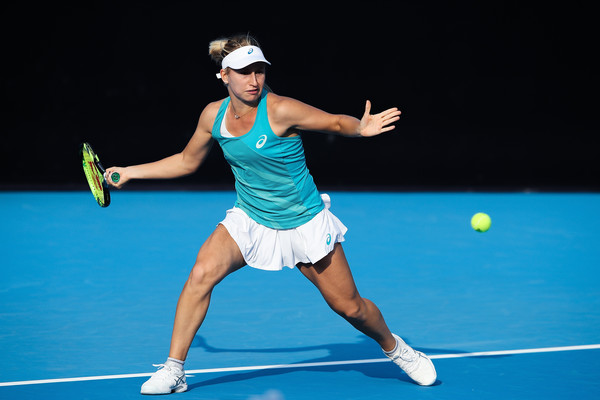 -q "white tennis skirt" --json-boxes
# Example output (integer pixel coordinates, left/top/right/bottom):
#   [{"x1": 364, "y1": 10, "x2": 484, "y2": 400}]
[{"x1": 219, "y1": 194, "x2": 348, "y2": 271}]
